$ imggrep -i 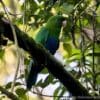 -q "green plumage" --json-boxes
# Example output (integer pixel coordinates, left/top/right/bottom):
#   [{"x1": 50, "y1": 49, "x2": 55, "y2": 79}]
[{"x1": 35, "y1": 15, "x2": 65, "y2": 43}]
